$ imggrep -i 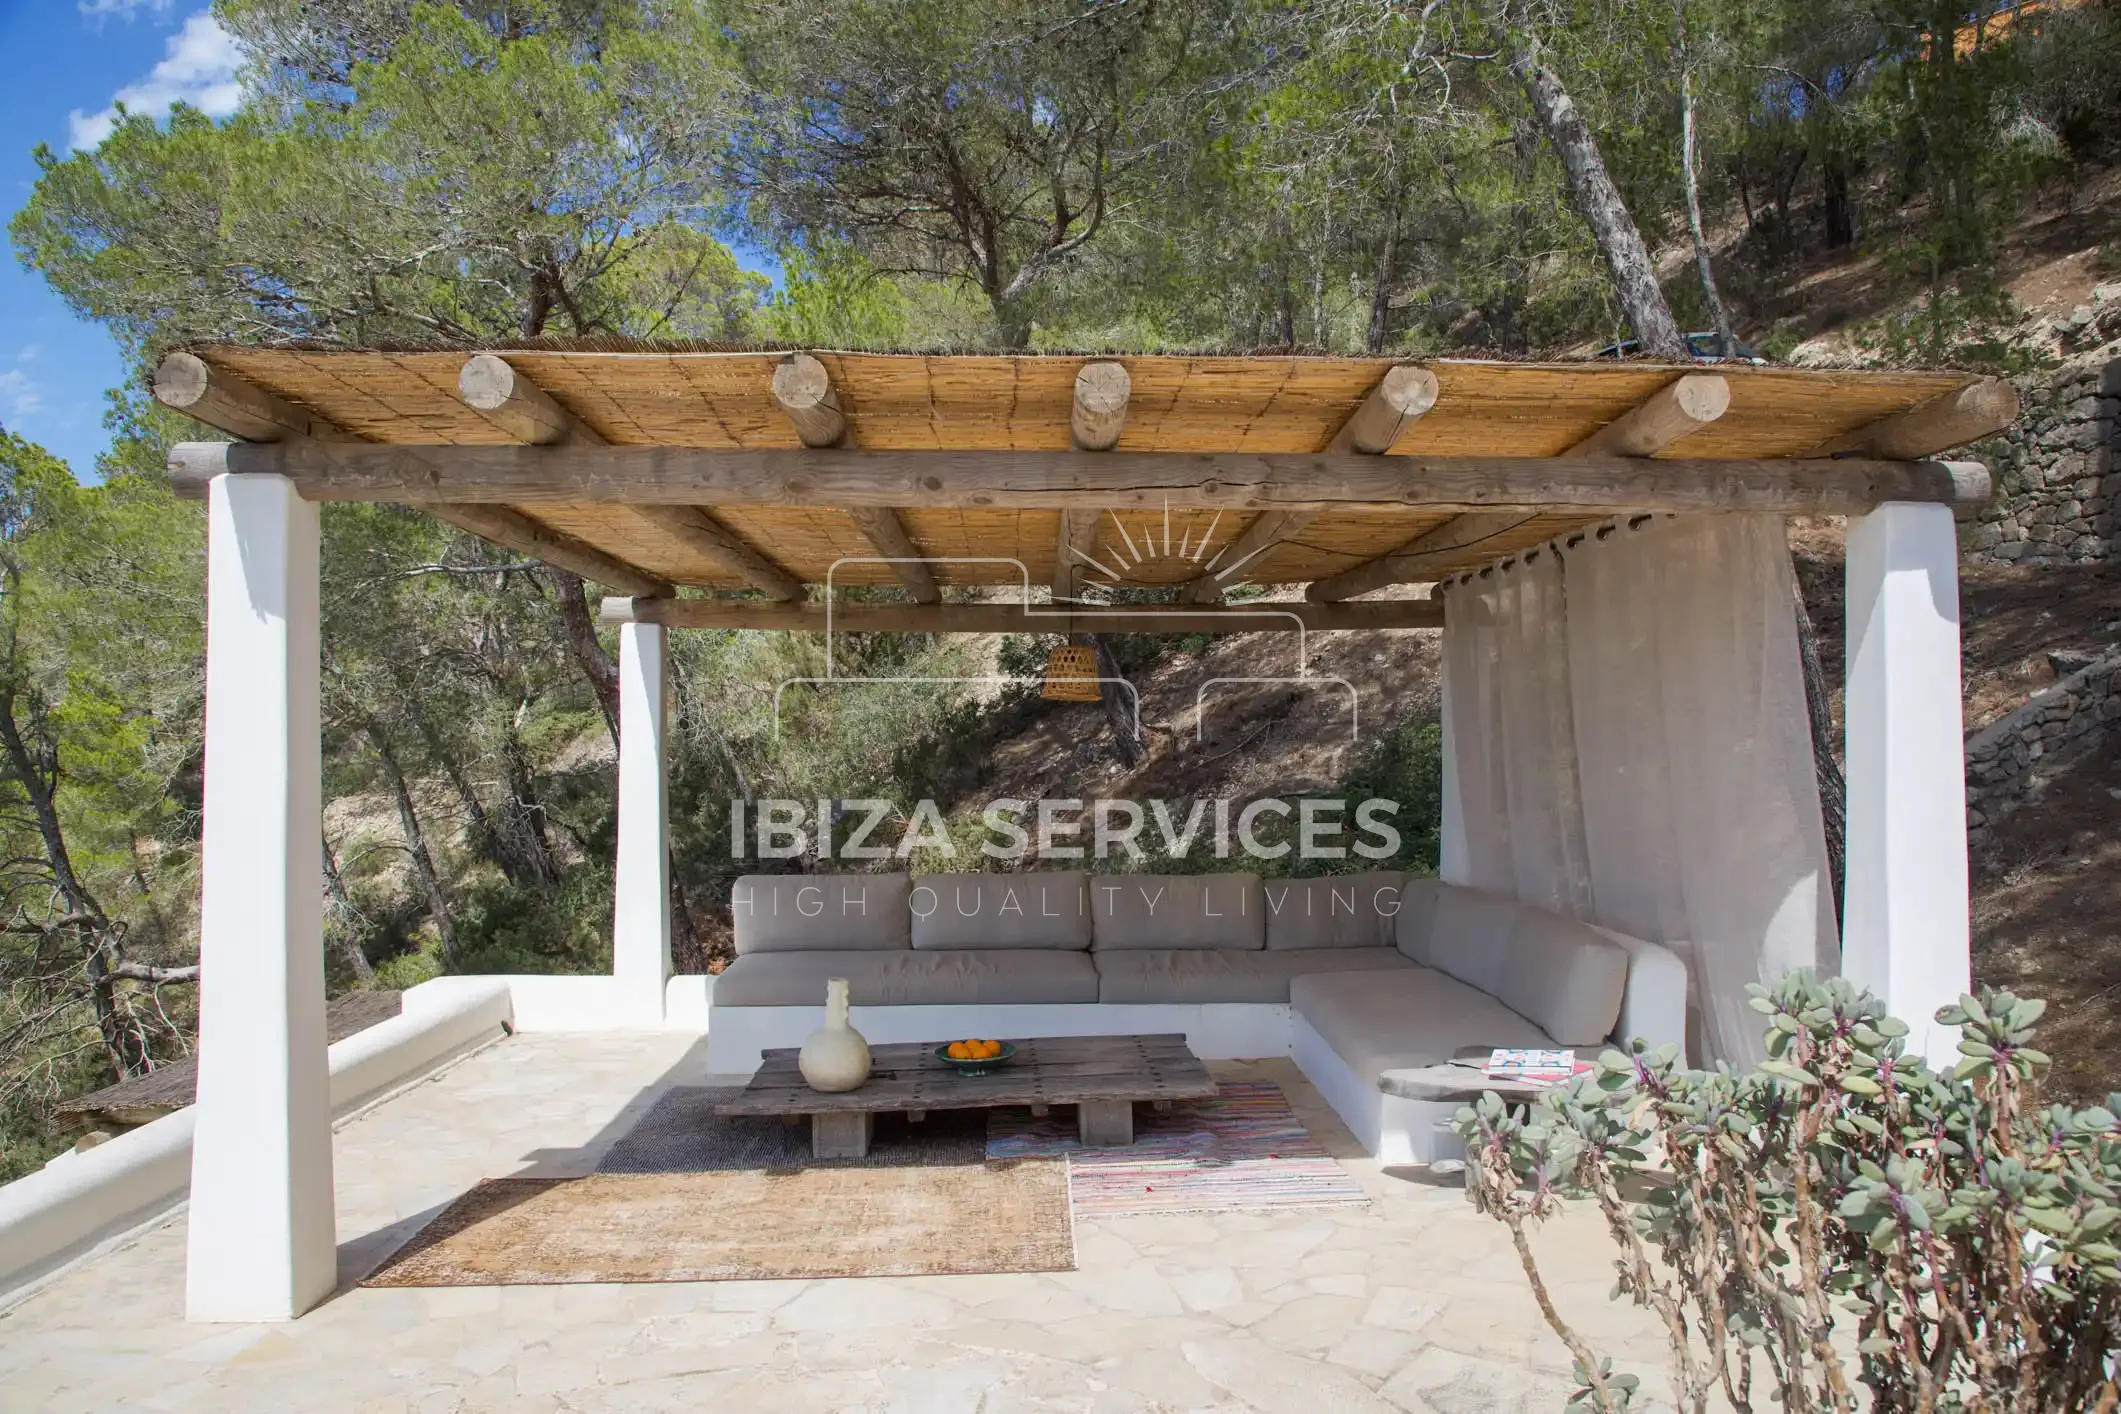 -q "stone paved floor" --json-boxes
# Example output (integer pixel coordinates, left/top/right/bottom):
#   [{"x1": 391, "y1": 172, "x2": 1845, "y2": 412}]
[{"x1": 0, "y1": 1033, "x2": 1687, "y2": 1413}]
